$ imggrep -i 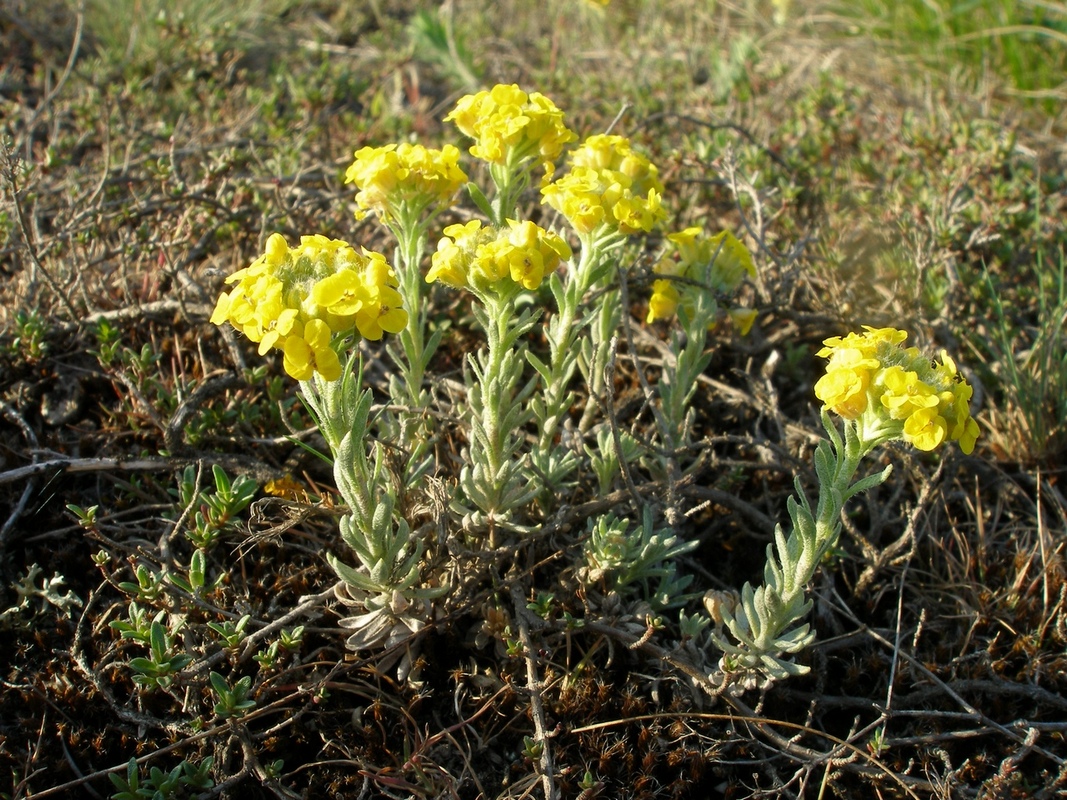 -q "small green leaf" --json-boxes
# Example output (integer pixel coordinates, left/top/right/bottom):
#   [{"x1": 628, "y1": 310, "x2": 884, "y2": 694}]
[
  {"x1": 209, "y1": 671, "x2": 230, "y2": 696},
  {"x1": 466, "y1": 181, "x2": 494, "y2": 220}
]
